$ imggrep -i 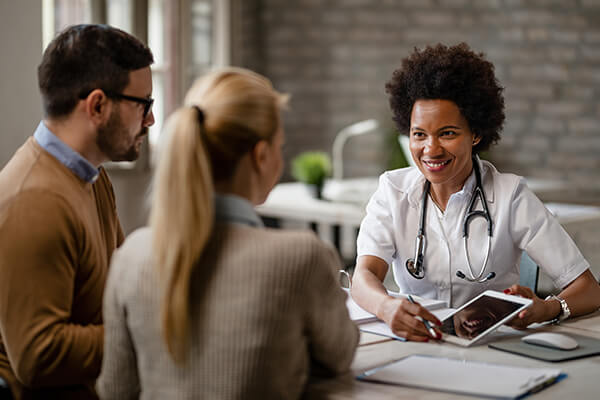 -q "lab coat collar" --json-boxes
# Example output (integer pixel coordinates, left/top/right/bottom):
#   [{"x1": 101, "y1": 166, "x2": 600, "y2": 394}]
[
  {"x1": 403, "y1": 155, "x2": 496, "y2": 209},
  {"x1": 478, "y1": 156, "x2": 496, "y2": 204}
]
